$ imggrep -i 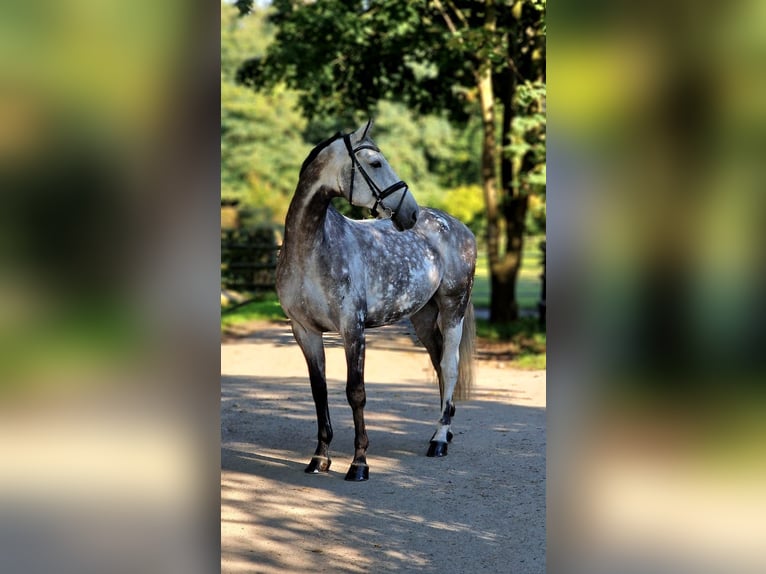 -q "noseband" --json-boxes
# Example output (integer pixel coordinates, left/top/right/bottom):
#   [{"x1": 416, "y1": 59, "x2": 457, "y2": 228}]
[{"x1": 343, "y1": 133, "x2": 409, "y2": 218}]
